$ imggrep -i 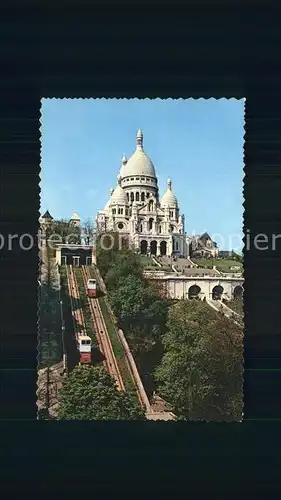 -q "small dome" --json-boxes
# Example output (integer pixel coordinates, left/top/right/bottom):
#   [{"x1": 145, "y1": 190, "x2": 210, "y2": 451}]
[
  {"x1": 111, "y1": 176, "x2": 128, "y2": 205},
  {"x1": 121, "y1": 130, "x2": 156, "y2": 178},
  {"x1": 161, "y1": 178, "x2": 178, "y2": 207}
]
